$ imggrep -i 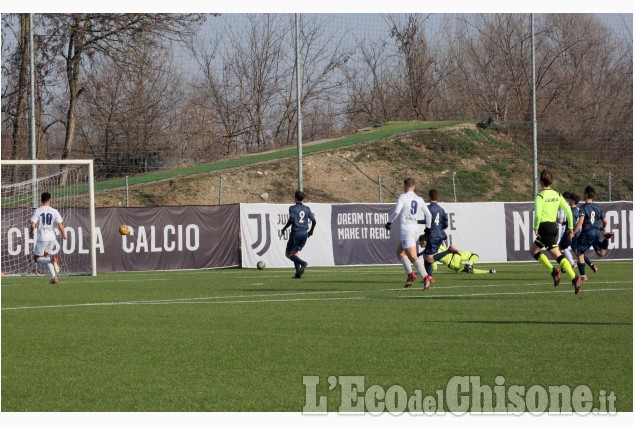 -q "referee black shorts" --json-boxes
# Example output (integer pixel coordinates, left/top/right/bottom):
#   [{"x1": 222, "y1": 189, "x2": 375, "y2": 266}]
[{"x1": 534, "y1": 222, "x2": 560, "y2": 250}]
